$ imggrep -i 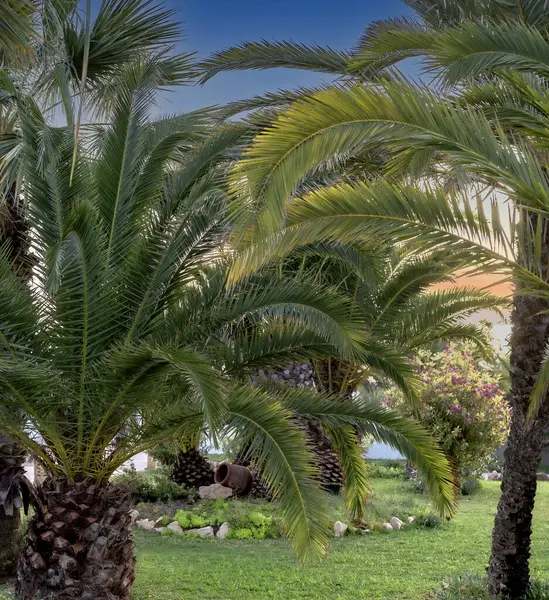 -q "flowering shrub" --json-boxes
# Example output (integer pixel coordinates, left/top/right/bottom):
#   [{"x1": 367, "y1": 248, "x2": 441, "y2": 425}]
[{"x1": 383, "y1": 342, "x2": 510, "y2": 483}]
